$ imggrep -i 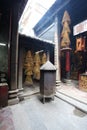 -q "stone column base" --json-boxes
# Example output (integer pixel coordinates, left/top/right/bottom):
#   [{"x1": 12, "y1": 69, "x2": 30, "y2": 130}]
[
  {"x1": 56, "y1": 80, "x2": 61, "y2": 86},
  {"x1": 8, "y1": 89, "x2": 19, "y2": 105},
  {"x1": 18, "y1": 88, "x2": 24, "y2": 101},
  {"x1": 64, "y1": 79, "x2": 72, "y2": 85},
  {"x1": 8, "y1": 97, "x2": 19, "y2": 105}
]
